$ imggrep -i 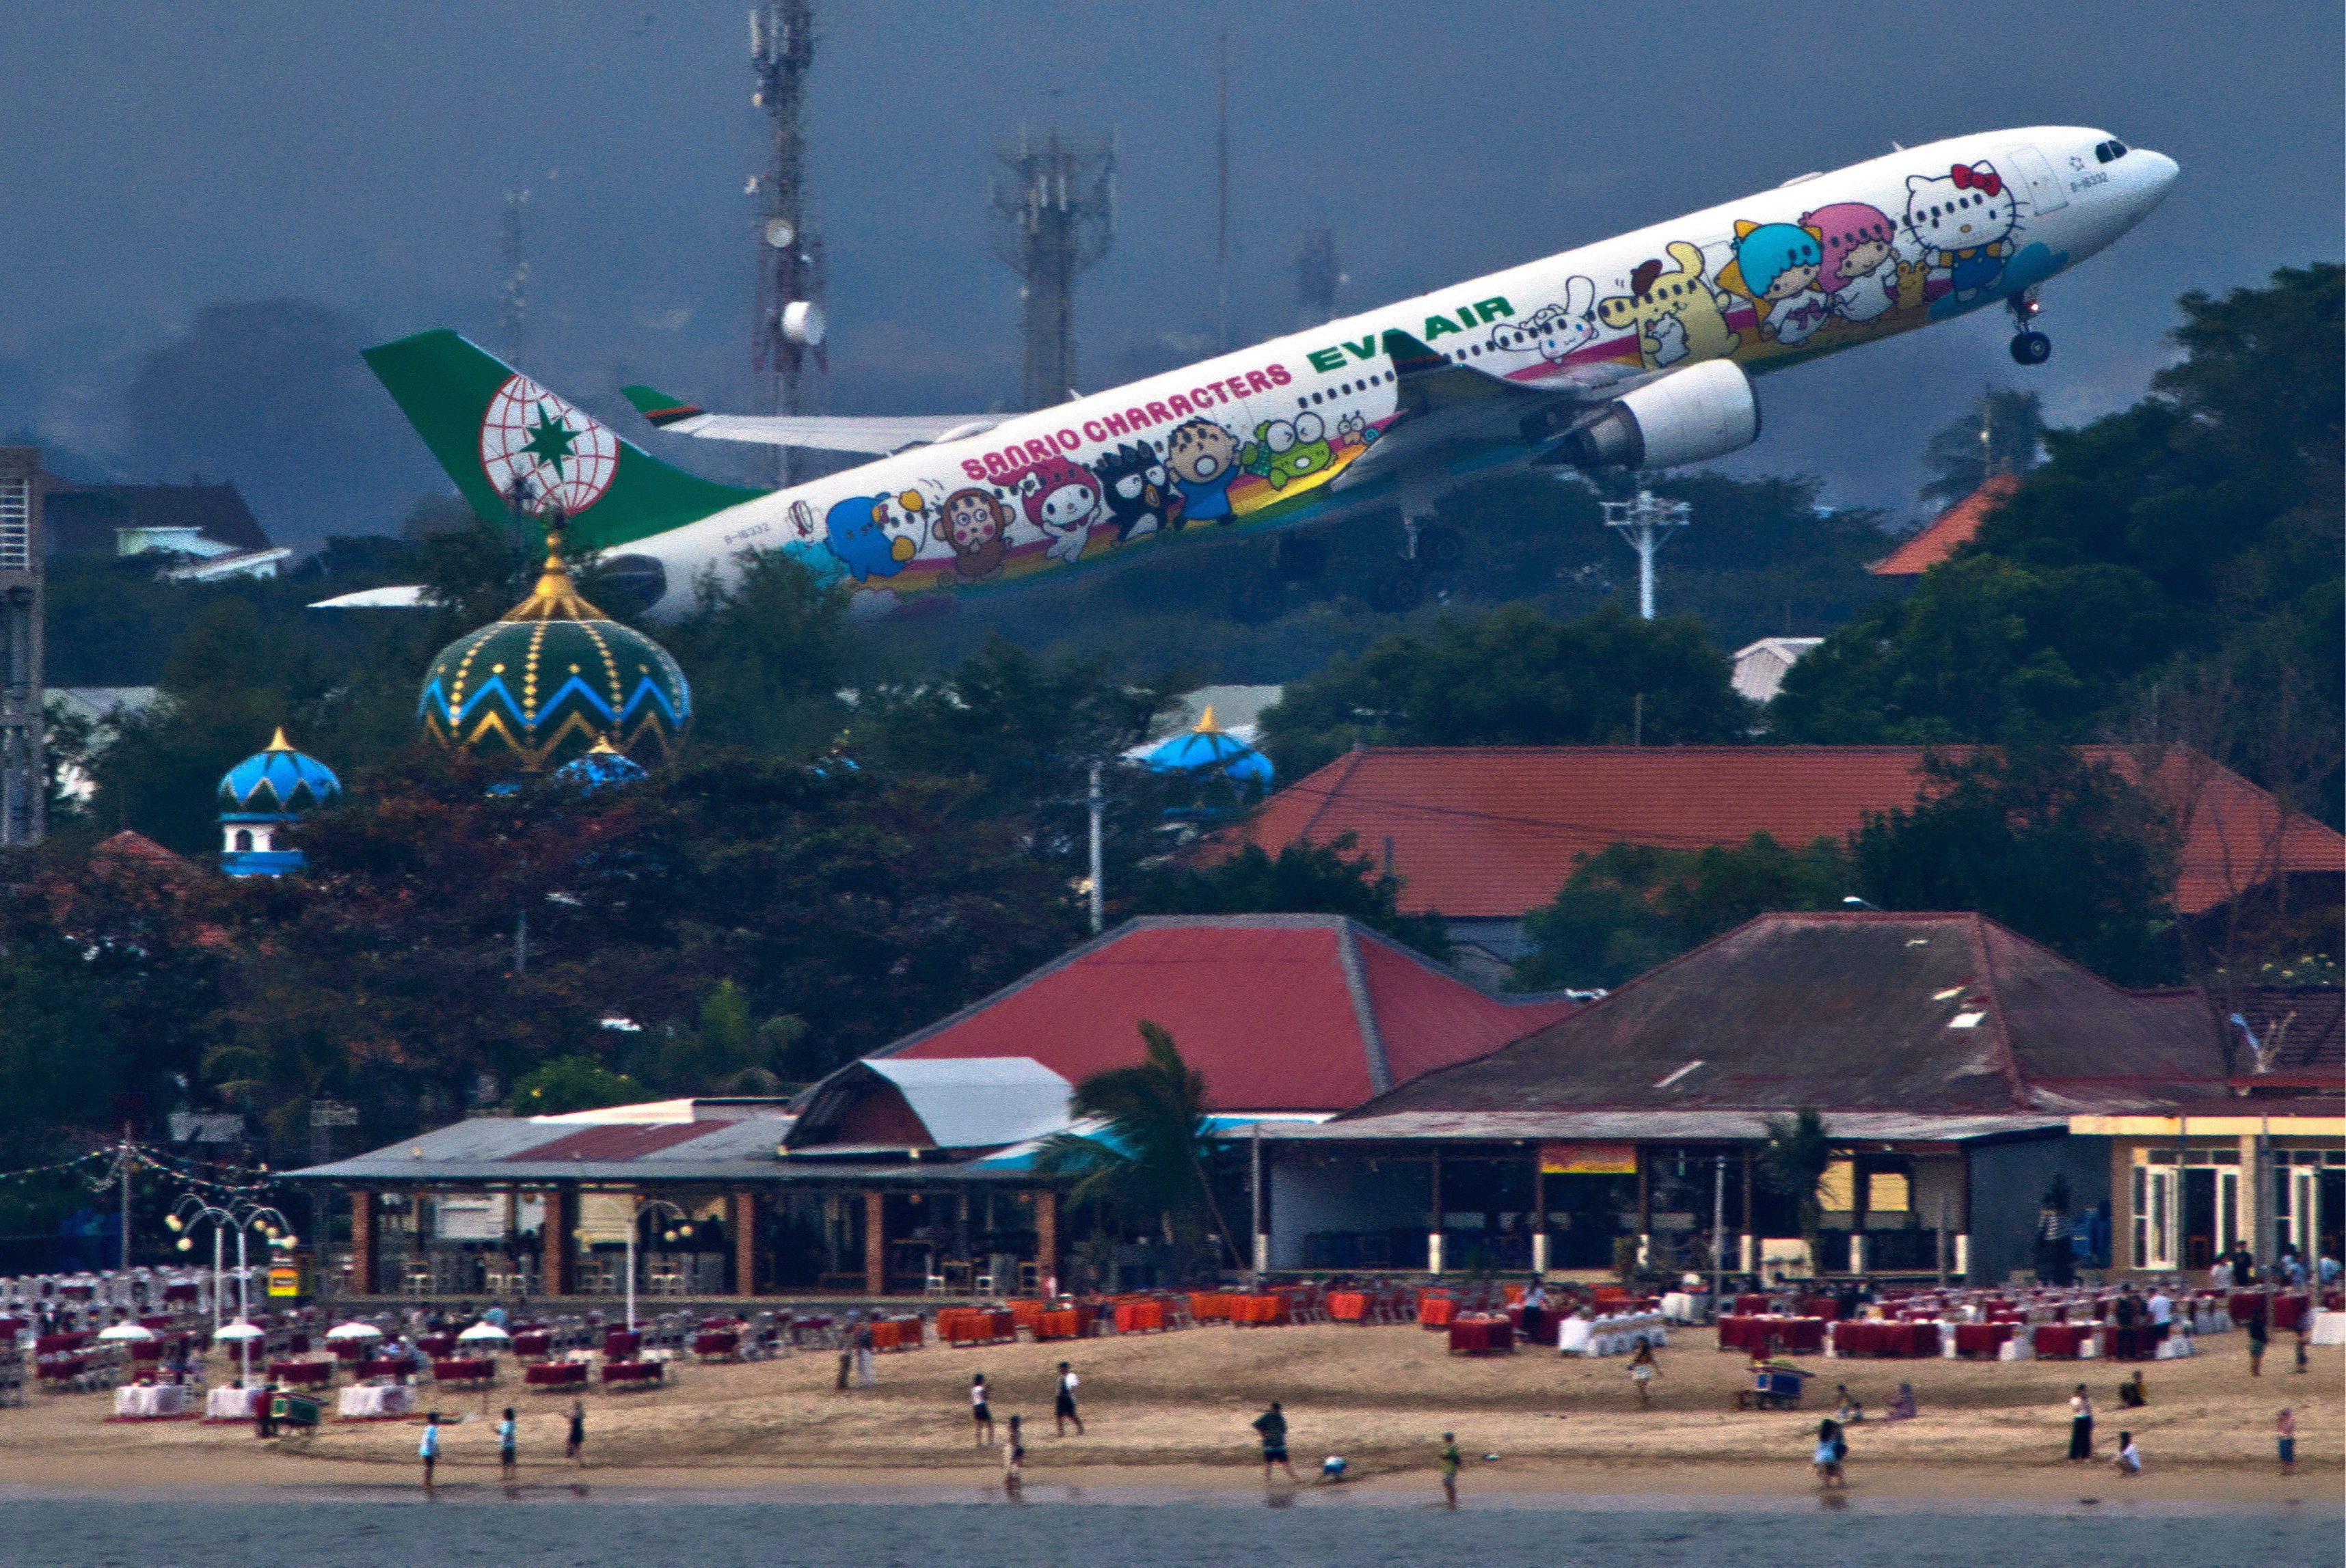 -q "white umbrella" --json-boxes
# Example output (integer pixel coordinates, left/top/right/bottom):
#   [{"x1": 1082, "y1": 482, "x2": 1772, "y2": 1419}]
[
  {"x1": 213, "y1": 1321, "x2": 263, "y2": 1341},
  {"x1": 96, "y1": 1323, "x2": 155, "y2": 1342},
  {"x1": 456, "y1": 1321, "x2": 511, "y2": 1345},
  {"x1": 325, "y1": 1321, "x2": 385, "y2": 1341}
]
